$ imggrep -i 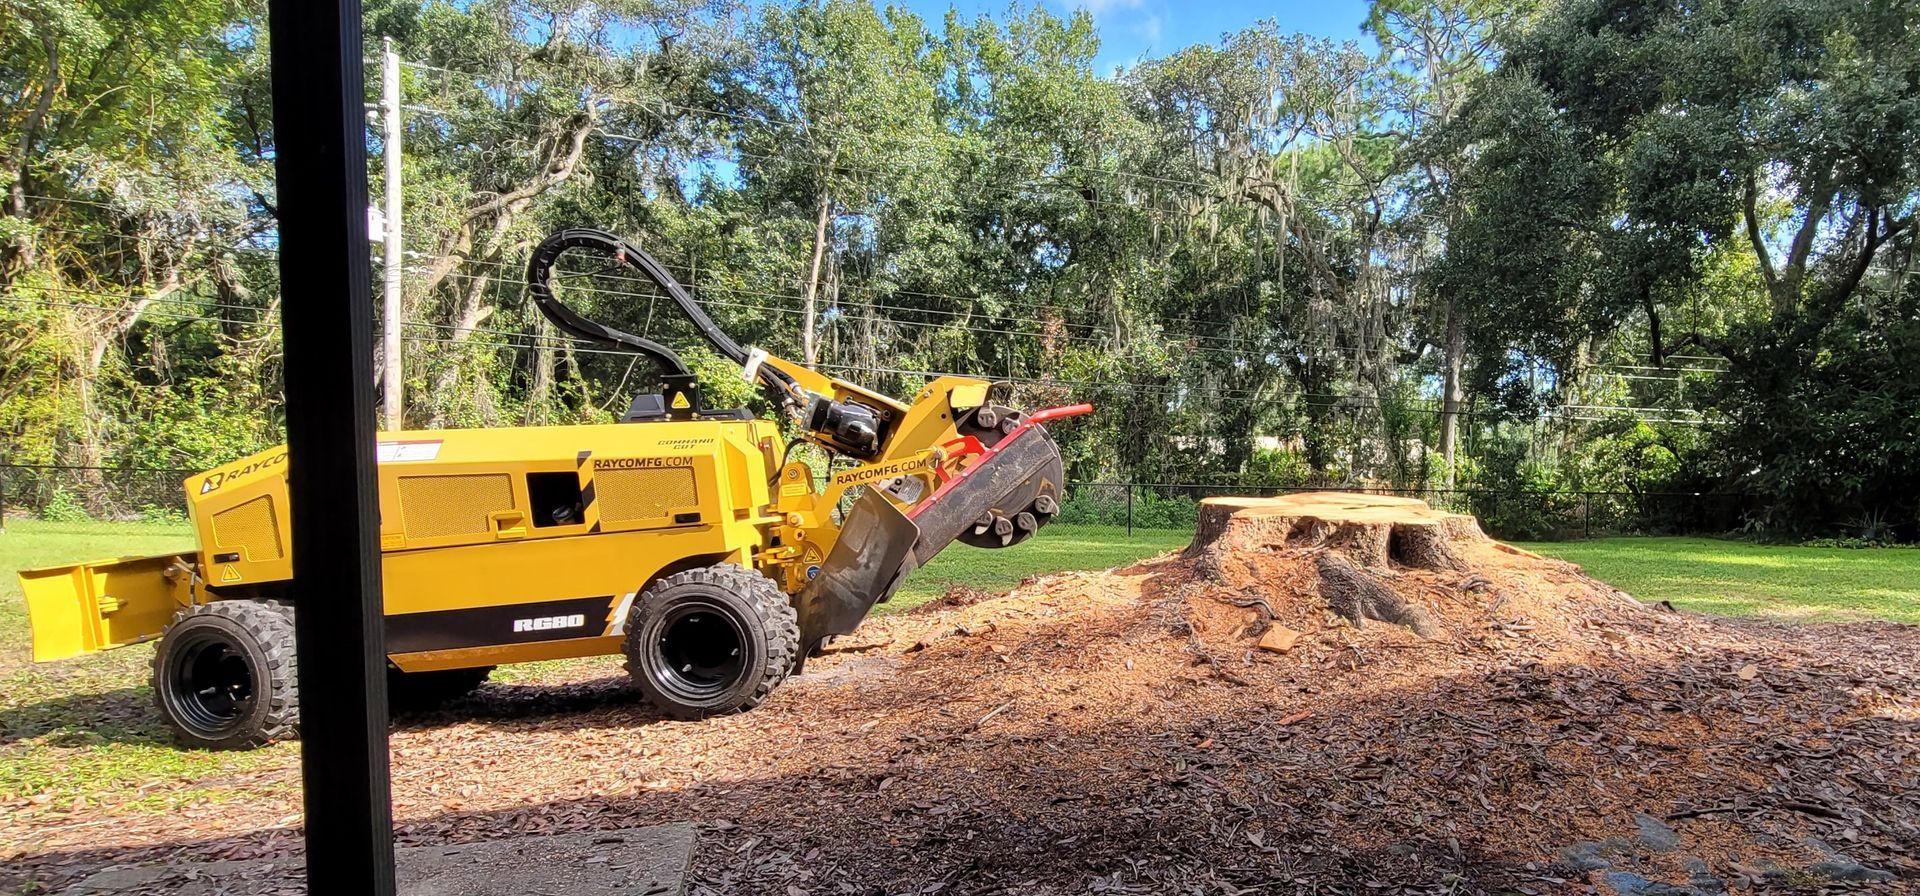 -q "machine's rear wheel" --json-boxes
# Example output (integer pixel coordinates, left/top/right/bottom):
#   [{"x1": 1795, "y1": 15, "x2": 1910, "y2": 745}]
[
  {"x1": 151, "y1": 600, "x2": 299, "y2": 749},
  {"x1": 622, "y1": 565, "x2": 799, "y2": 720},
  {"x1": 388, "y1": 665, "x2": 493, "y2": 712}
]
